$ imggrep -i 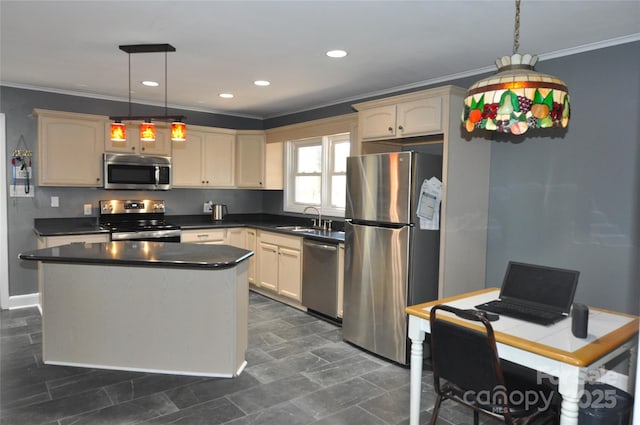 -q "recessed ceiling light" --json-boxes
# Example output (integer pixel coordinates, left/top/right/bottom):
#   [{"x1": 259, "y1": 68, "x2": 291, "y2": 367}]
[
  {"x1": 219, "y1": 93, "x2": 234, "y2": 99},
  {"x1": 326, "y1": 50, "x2": 347, "y2": 58},
  {"x1": 254, "y1": 80, "x2": 270, "y2": 86},
  {"x1": 141, "y1": 80, "x2": 159, "y2": 87}
]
